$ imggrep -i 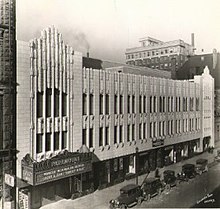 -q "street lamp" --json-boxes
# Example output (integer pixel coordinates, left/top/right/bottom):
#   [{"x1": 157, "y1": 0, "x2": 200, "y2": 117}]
[{"x1": 135, "y1": 147, "x2": 139, "y2": 185}]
